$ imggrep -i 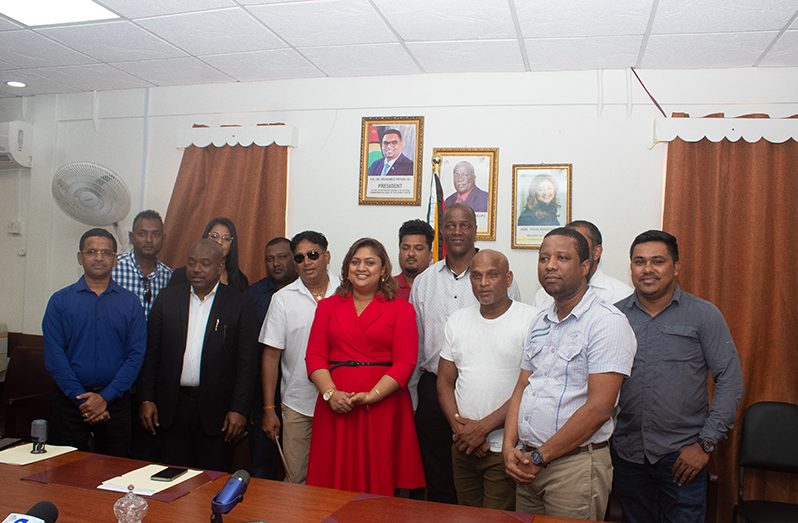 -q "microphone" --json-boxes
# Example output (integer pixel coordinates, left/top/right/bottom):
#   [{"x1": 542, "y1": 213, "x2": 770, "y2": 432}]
[
  {"x1": 210, "y1": 470, "x2": 249, "y2": 522},
  {"x1": 31, "y1": 419, "x2": 47, "y2": 454},
  {"x1": 2, "y1": 501, "x2": 59, "y2": 523}
]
